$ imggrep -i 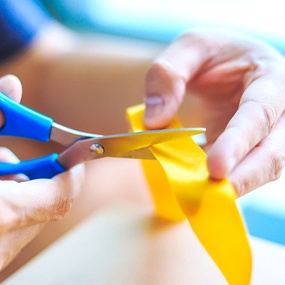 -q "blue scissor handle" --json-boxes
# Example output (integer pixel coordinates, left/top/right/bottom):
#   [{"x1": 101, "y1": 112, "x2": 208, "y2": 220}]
[
  {"x1": 0, "y1": 154, "x2": 66, "y2": 179},
  {"x1": 0, "y1": 91, "x2": 54, "y2": 141},
  {"x1": 0, "y1": 92, "x2": 65, "y2": 179}
]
